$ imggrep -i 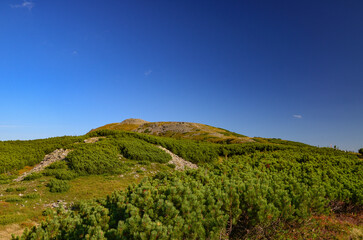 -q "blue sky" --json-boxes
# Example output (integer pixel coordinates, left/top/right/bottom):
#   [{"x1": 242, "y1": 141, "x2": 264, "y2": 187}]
[{"x1": 0, "y1": 0, "x2": 362, "y2": 151}]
